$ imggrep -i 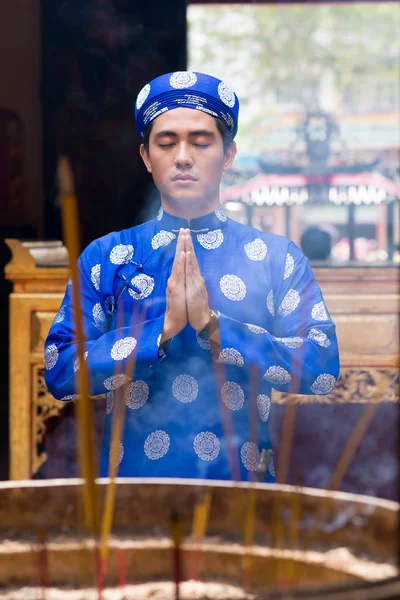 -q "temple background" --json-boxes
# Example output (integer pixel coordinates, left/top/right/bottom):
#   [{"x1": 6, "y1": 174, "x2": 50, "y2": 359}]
[{"x1": 1, "y1": 0, "x2": 398, "y2": 497}]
